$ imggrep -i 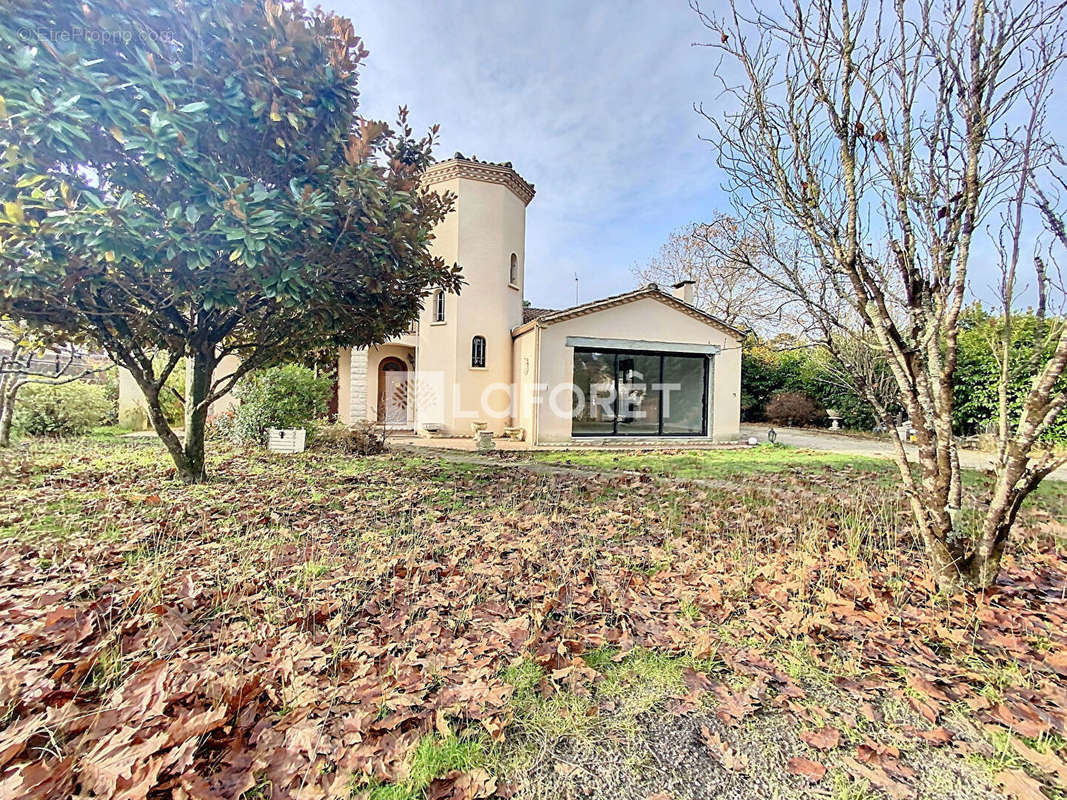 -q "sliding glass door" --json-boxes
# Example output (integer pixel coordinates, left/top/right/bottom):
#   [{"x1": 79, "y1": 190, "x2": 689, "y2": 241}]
[
  {"x1": 572, "y1": 350, "x2": 616, "y2": 435},
  {"x1": 571, "y1": 348, "x2": 708, "y2": 437}
]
